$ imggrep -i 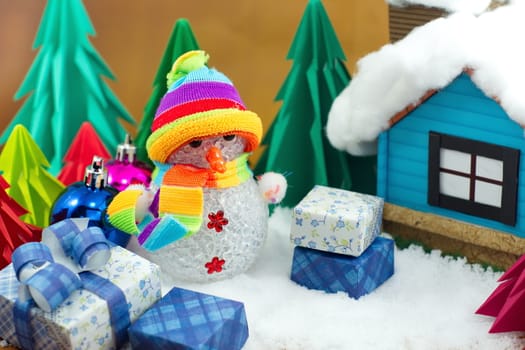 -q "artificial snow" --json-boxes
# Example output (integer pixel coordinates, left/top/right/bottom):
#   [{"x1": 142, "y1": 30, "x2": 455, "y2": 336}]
[
  {"x1": 326, "y1": 2, "x2": 525, "y2": 156},
  {"x1": 387, "y1": 0, "x2": 508, "y2": 14},
  {"x1": 164, "y1": 207, "x2": 522, "y2": 350}
]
